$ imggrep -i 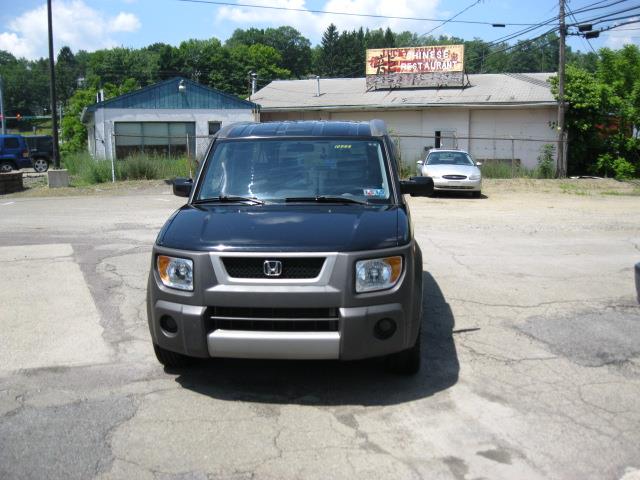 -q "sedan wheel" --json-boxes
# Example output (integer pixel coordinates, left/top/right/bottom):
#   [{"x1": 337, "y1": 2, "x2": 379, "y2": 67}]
[
  {"x1": 33, "y1": 158, "x2": 49, "y2": 173},
  {"x1": 0, "y1": 162, "x2": 14, "y2": 173}
]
